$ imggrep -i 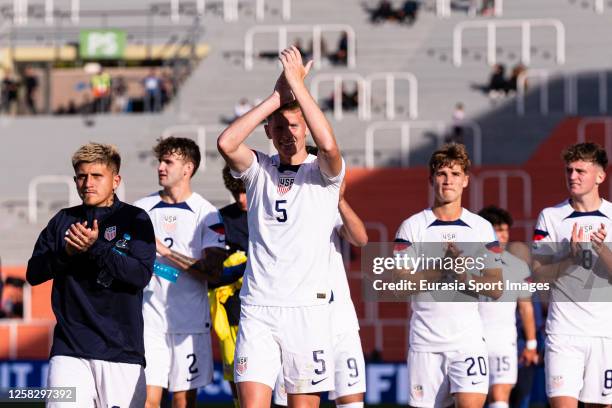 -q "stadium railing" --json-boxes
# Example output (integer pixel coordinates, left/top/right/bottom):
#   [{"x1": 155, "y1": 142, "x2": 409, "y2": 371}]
[
  {"x1": 469, "y1": 169, "x2": 533, "y2": 218},
  {"x1": 364, "y1": 72, "x2": 419, "y2": 121},
  {"x1": 452, "y1": 19, "x2": 566, "y2": 67},
  {"x1": 310, "y1": 73, "x2": 368, "y2": 121},
  {"x1": 244, "y1": 24, "x2": 356, "y2": 70},
  {"x1": 365, "y1": 120, "x2": 482, "y2": 168},
  {"x1": 517, "y1": 70, "x2": 609, "y2": 116},
  {"x1": 577, "y1": 117, "x2": 612, "y2": 158},
  {"x1": 435, "y1": 0, "x2": 503, "y2": 18}
]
